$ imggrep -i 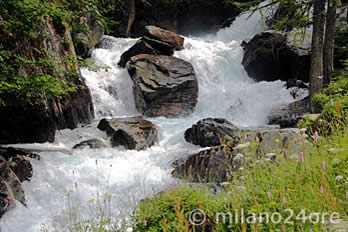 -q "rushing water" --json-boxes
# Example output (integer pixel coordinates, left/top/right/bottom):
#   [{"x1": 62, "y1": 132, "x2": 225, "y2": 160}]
[{"x1": 1, "y1": 5, "x2": 307, "y2": 232}]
